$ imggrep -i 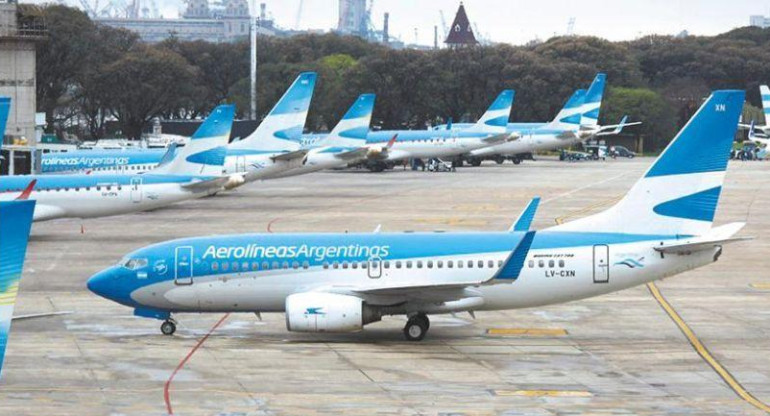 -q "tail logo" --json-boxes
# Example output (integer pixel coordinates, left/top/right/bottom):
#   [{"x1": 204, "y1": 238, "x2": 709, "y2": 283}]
[
  {"x1": 715, "y1": 104, "x2": 726, "y2": 112},
  {"x1": 615, "y1": 257, "x2": 645, "y2": 268},
  {"x1": 305, "y1": 307, "x2": 325, "y2": 315}
]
